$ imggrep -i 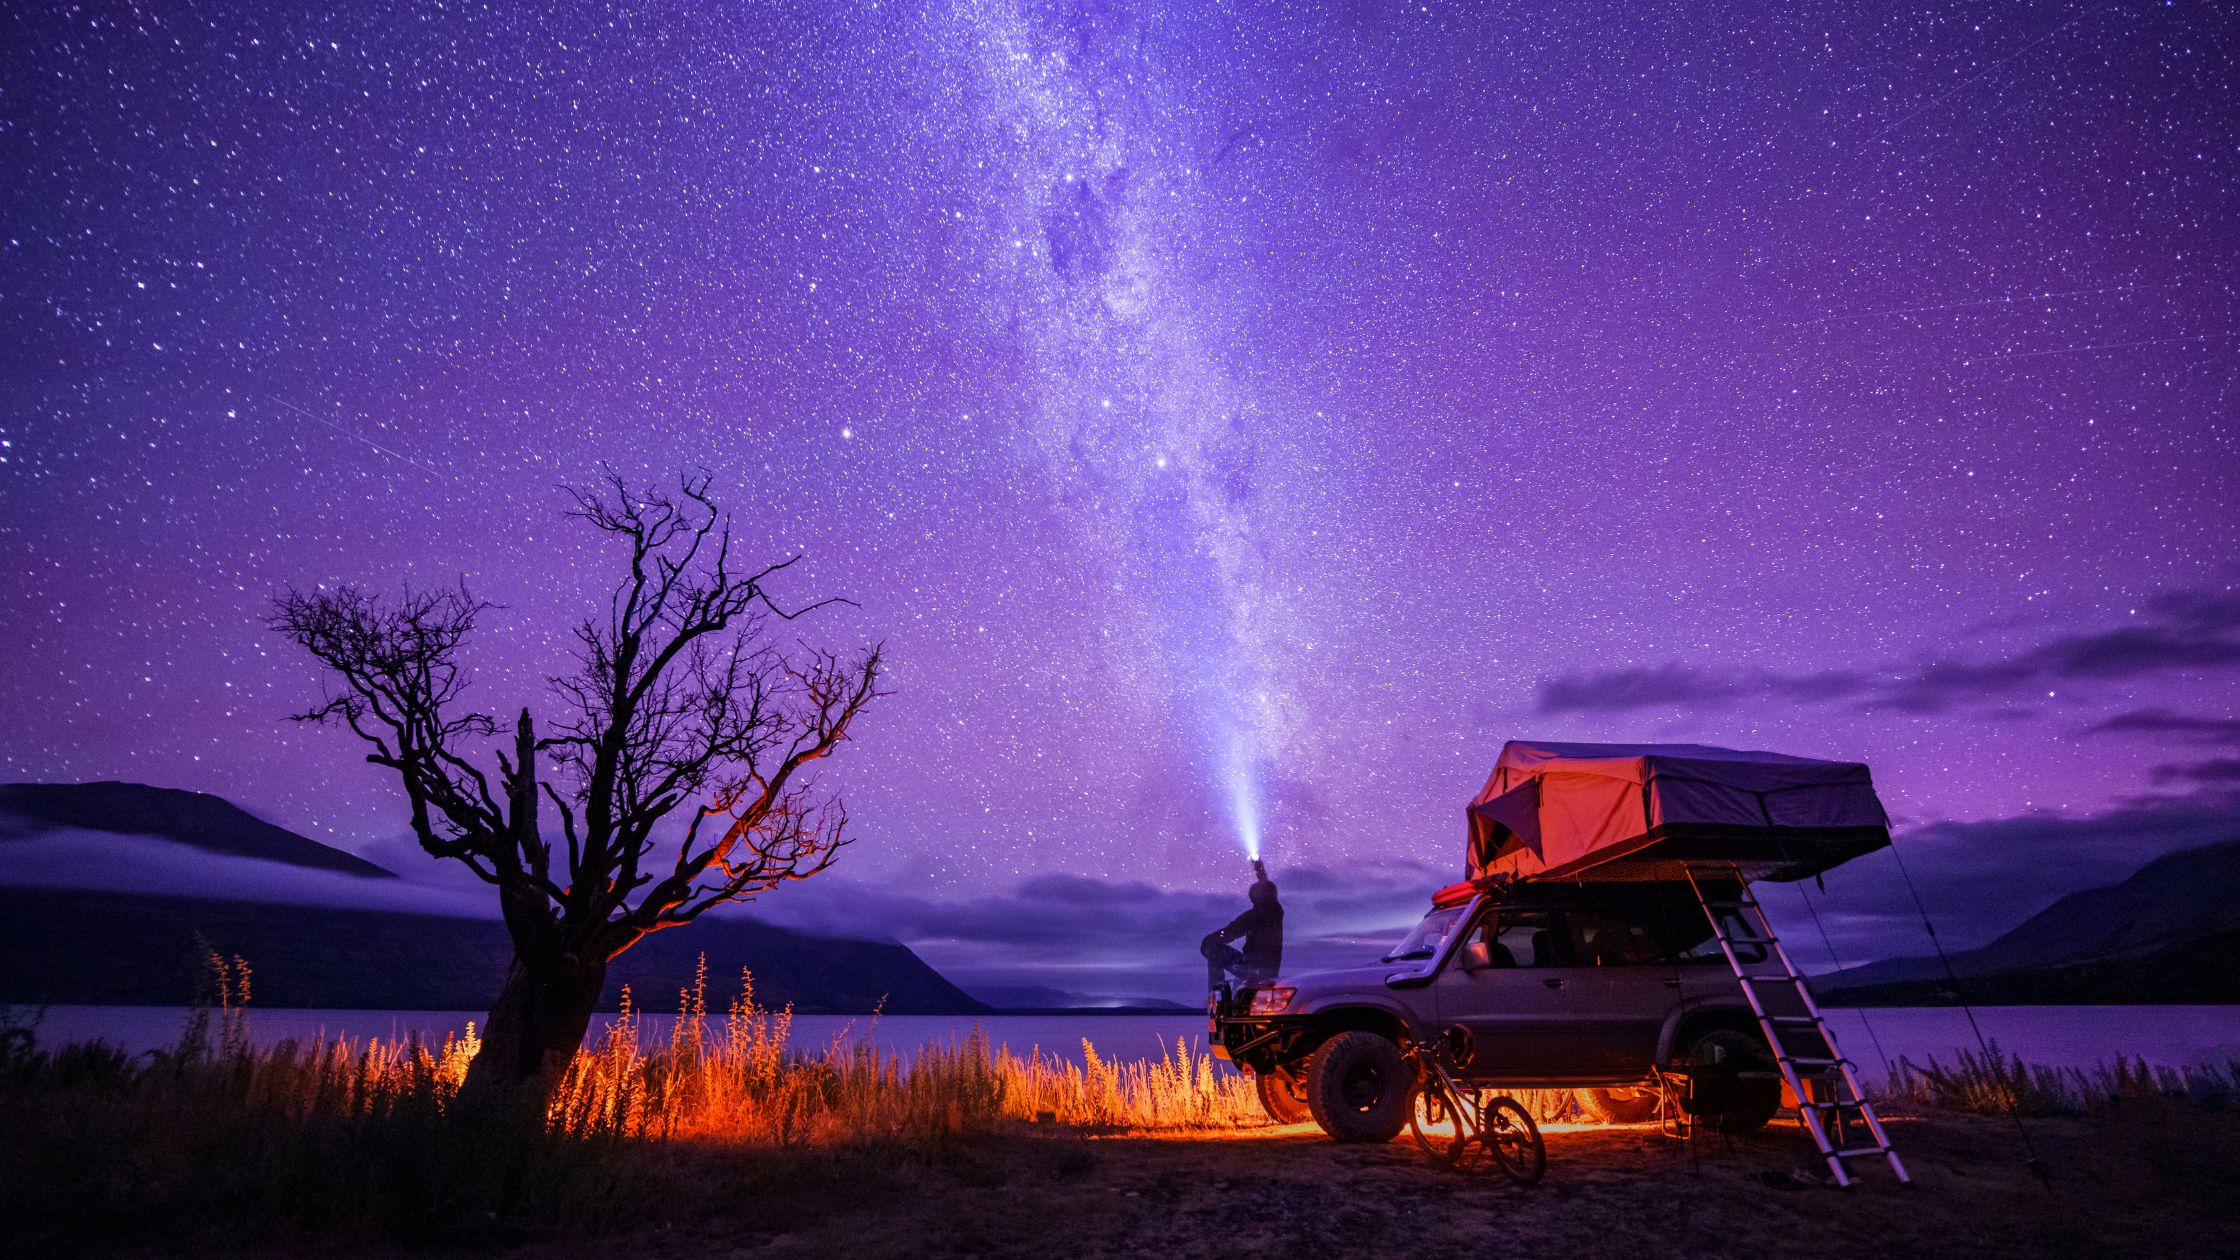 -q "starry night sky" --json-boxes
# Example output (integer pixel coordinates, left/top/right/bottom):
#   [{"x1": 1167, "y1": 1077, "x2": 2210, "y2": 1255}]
[{"x1": 4, "y1": 0, "x2": 2236, "y2": 1002}]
